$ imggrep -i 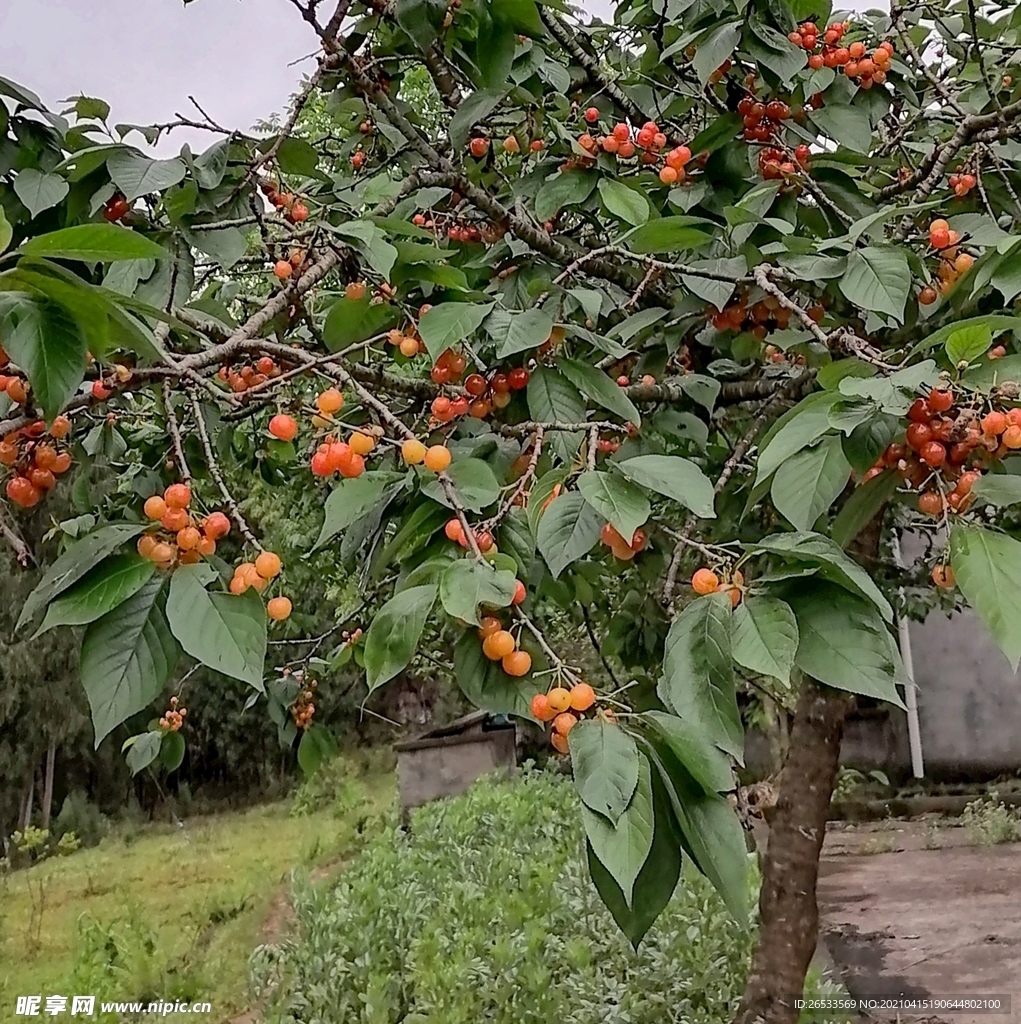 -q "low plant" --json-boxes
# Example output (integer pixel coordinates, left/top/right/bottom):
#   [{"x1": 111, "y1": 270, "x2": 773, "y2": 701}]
[
  {"x1": 962, "y1": 793, "x2": 1020, "y2": 846},
  {"x1": 289, "y1": 755, "x2": 369, "y2": 819},
  {"x1": 255, "y1": 770, "x2": 846, "y2": 1024}
]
